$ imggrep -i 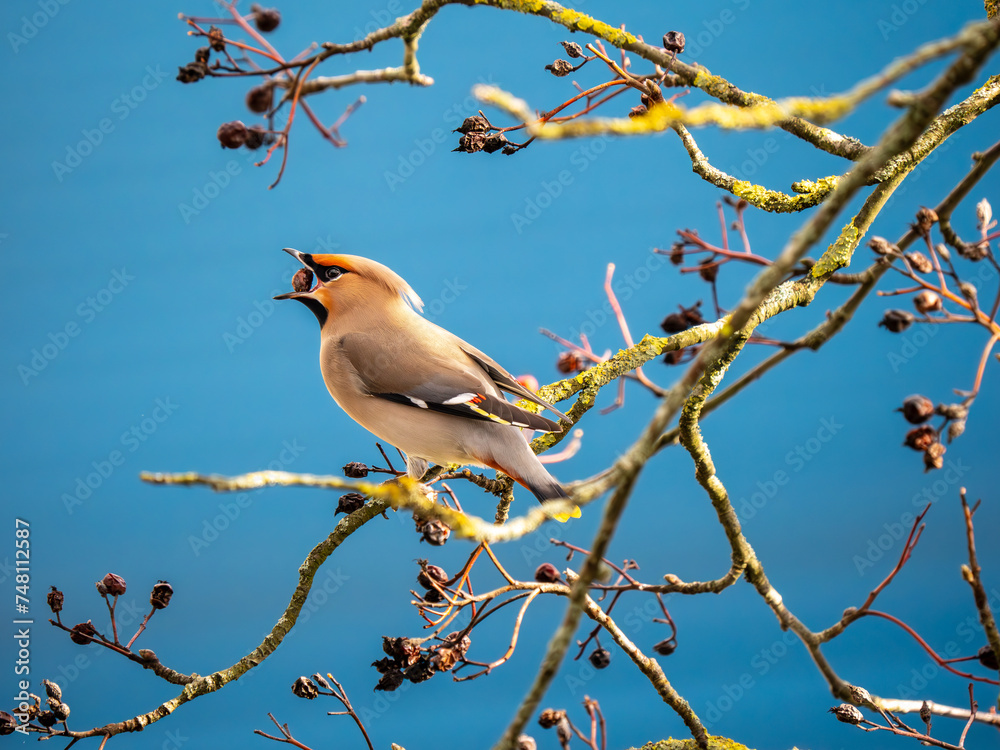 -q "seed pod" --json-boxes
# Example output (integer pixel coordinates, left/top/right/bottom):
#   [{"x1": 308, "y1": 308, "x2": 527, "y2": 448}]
[
  {"x1": 102, "y1": 573, "x2": 127, "y2": 597},
  {"x1": 935, "y1": 403, "x2": 969, "y2": 420},
  {"x1": 905, "y1": 251, "x2": 933, "y2": 273},
  {"x1": 342, "y1": 461, "x2": 369, "y2": 478},
  {"x1": 588, "y1": 647, "x2": 611, "y2": 669},
  {"x1": 958, "y1": 281, "x2": 979, "y2": 308},
  {"x1": 919, "y1": 700, "x2": 932, "y2": 724},
  {"x1": 482, "y1": 133, "x2": 509, "y2": 154},
  {"x1": 442, "y1": 631, "x2": 471, "y2": 657},
  {"x1": 534, "y1": 563, "x2": 561, "y2": 583},
  {"x1": 95, "y1": 580, "x2": 108, "y2": 596},
  {"x1": 662, "y1": 31, "x2": 685, "y2": 54},
  {"x1": 417, "y1": 563, "x2": 448, "y2": 590},
  {"x1": 454, "y1": 132, "x2": 487, "y2": 153},
  {"x1": 47, "y1": 587, "x2": 64, "y2": 614},
  {"x1": 291, "y1": 676, "x2": 318, "y2": 699},
  {"x1": 217, "y1": 120, "x2": 248, "y2": 149},
  {"x1": 913, "y1": 290, "x2": 942, "y2": 314},
  {"x1": 312, "y1": 673, "x2": 332, "y2": 691},
  {"x1": 207, "y1": 25, "x2": 225, "y2": 51},
  {"x1": 904, "y1": 425, "x2": 936, "y2": 451},
  {"x1": 69, "y1": 621, "x2": 97, "y2": 645},
  {"x1": 420, "y1": 519, "x2": 450, "y2": 546},
  {"x1": 560, "y1": 41, "x2": 585, "y2": 59},
  {"x1": 538, "y1": 708, "x2": 566, "y2": 729},
  {"x1": 336, "y1": 492, "x2": 366, "y2": 515},
  {"x1": 898, "y1": 395, "x2": 934, "y2": 424},
  {"x1": 828, "y1": 704, "x2": 864, "y2": 724},
  {"x1": 150, "y1": 581, "x2": 173, "y2": 610},
  {"x1": 245, "y1": 84, "x2": 273, "y2": 114},
  {"x1": 878, "y1": 309, "x2": 914, "y2": 333},
  {"x1": 42, "y1": 680, "x2": 62, "y2": 702},
  {"x1": 545, "y1": 59, "x2": 574, "y2": 77},
  {"x1": 251, "y1": 4, "x2": 281, "y2": 32},
  {"x1": 977, "y1": 644, "x2": 998, "y2": 670}
]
